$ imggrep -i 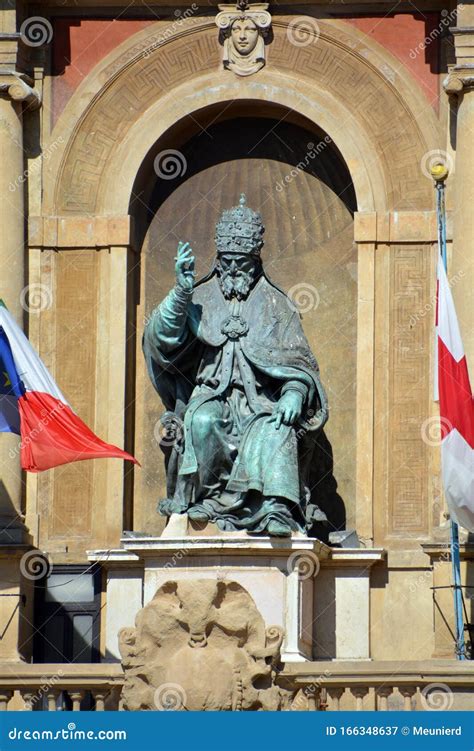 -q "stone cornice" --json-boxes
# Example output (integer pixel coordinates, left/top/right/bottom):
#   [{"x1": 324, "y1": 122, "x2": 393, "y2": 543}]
[
  {"x1": 0, "y1": 32, "x2": 38, "y2": 77},
  {"x1": 0, "y1": 662, "x2": 124, "y2": 686},
  {"x1": 28, "y1": 215, "x2": 132, "y2": 248},
  {"x1": 284, "y1": 659, "x2": 474, "y2": 684},
  {"x1": 31, "y1": 212, "x2": 448, "y2": 248},
  {"x1": 421, "y1": 542, "x2": 474, "y2": 561},
  {"x1": 355, "y1": 210, "x2": 452, "y2": 244},
  {"x1": 450, "y1": 26, "x2": 474, "y2": 35},
  {"x1": 119, "y1": 534, "x2": 332, "y2": 559}
]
